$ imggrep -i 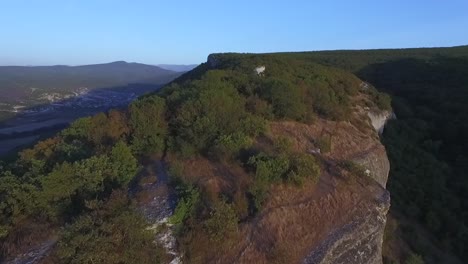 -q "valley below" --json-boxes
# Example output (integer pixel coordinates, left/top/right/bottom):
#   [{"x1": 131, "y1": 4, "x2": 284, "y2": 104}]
[{"x1": 0, "y1": 84, "x2": 164, "y2": 156}]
